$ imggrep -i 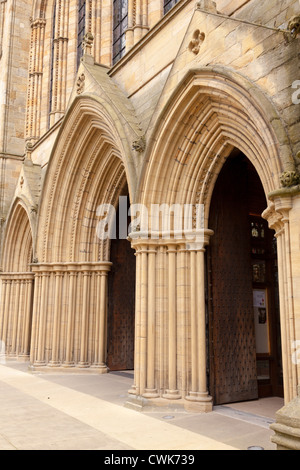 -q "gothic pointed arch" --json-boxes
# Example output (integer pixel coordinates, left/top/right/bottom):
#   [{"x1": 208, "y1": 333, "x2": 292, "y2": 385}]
[
  {"x1": 140, "y1": 67, "x2": 295, "y2": 223},
  {"x1": 0, "y1": 199, "x2": 34, "y2": 359},
  {"x1": 2, "y1": 198, "x2": 33, "y2": 273},
  {"x1": 36, "y1": 93, "x2": 136, "y2": 263},
  {"x1": 32, "y1": 0, "x2": 48, "y2": 19},
  {"x1": 30, "y1": 93, "x2": 137, "y2": 370},
  {"x1": 128, "y1": 67, "x2": 296, "y2": 406}
]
